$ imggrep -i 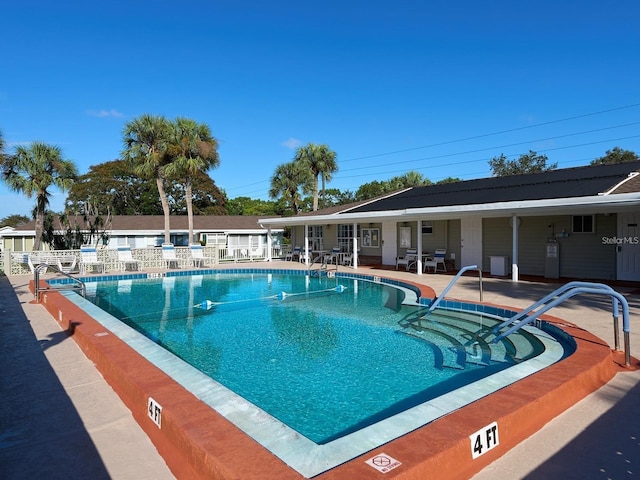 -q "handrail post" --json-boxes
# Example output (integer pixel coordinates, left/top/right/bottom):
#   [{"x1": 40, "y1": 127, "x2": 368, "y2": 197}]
[{"x1": 478, "y1": 270, "x2": 483, "y2": 303}]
